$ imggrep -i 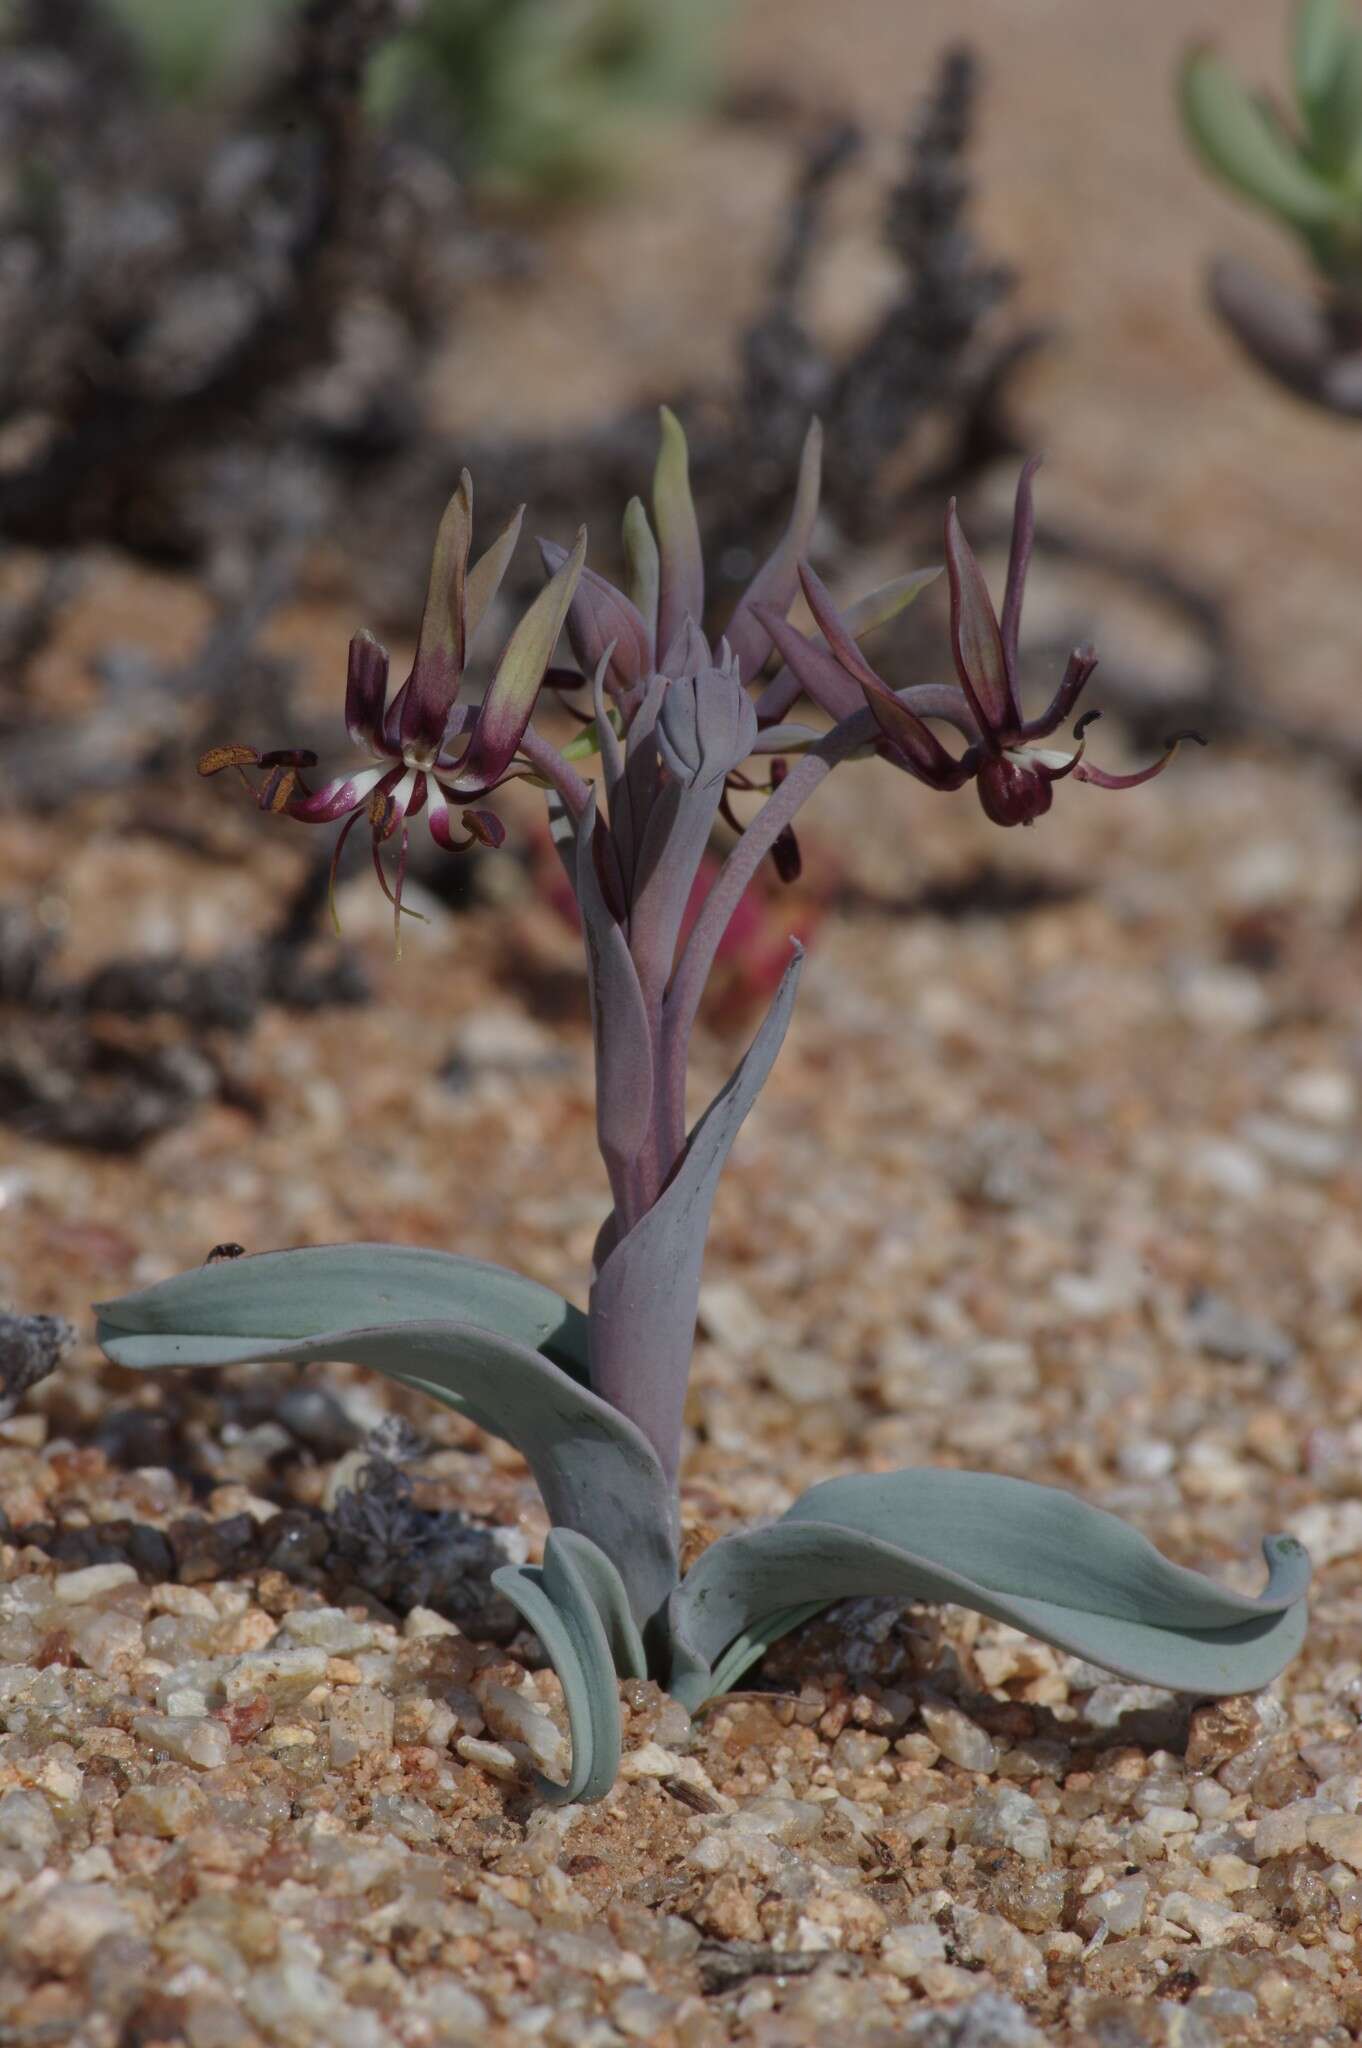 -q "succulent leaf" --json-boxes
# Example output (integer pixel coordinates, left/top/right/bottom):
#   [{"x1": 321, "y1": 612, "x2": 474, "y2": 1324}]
[
  {"x1": 493, "y1": 1530, "x2": 637, "y2": 1805},
  {"x1": 97, "y1": 1243, "x2": 589, "y2": 1376},
  {"x1": 669, "y1": 1467, "x2": 1311, "y2": 1708},
  {"x1": 95, "y1": 1251, "x2": 679, "y2": 1630},
  {"x1": 1300, "y1": 12, "x2": 1362, "y2": 178},
  {"x1": 1295, "y1": 0, "x2": 1349, "y2": 107},
  {"x1": 1181, "y1": 48, "x2": 1343, "y2": 228}
]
